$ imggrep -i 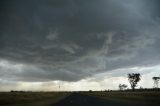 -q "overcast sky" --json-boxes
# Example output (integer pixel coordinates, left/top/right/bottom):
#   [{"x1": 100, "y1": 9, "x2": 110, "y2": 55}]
[{"x1": 0, "y1": 0, "x2": 160, "y2": 91}]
